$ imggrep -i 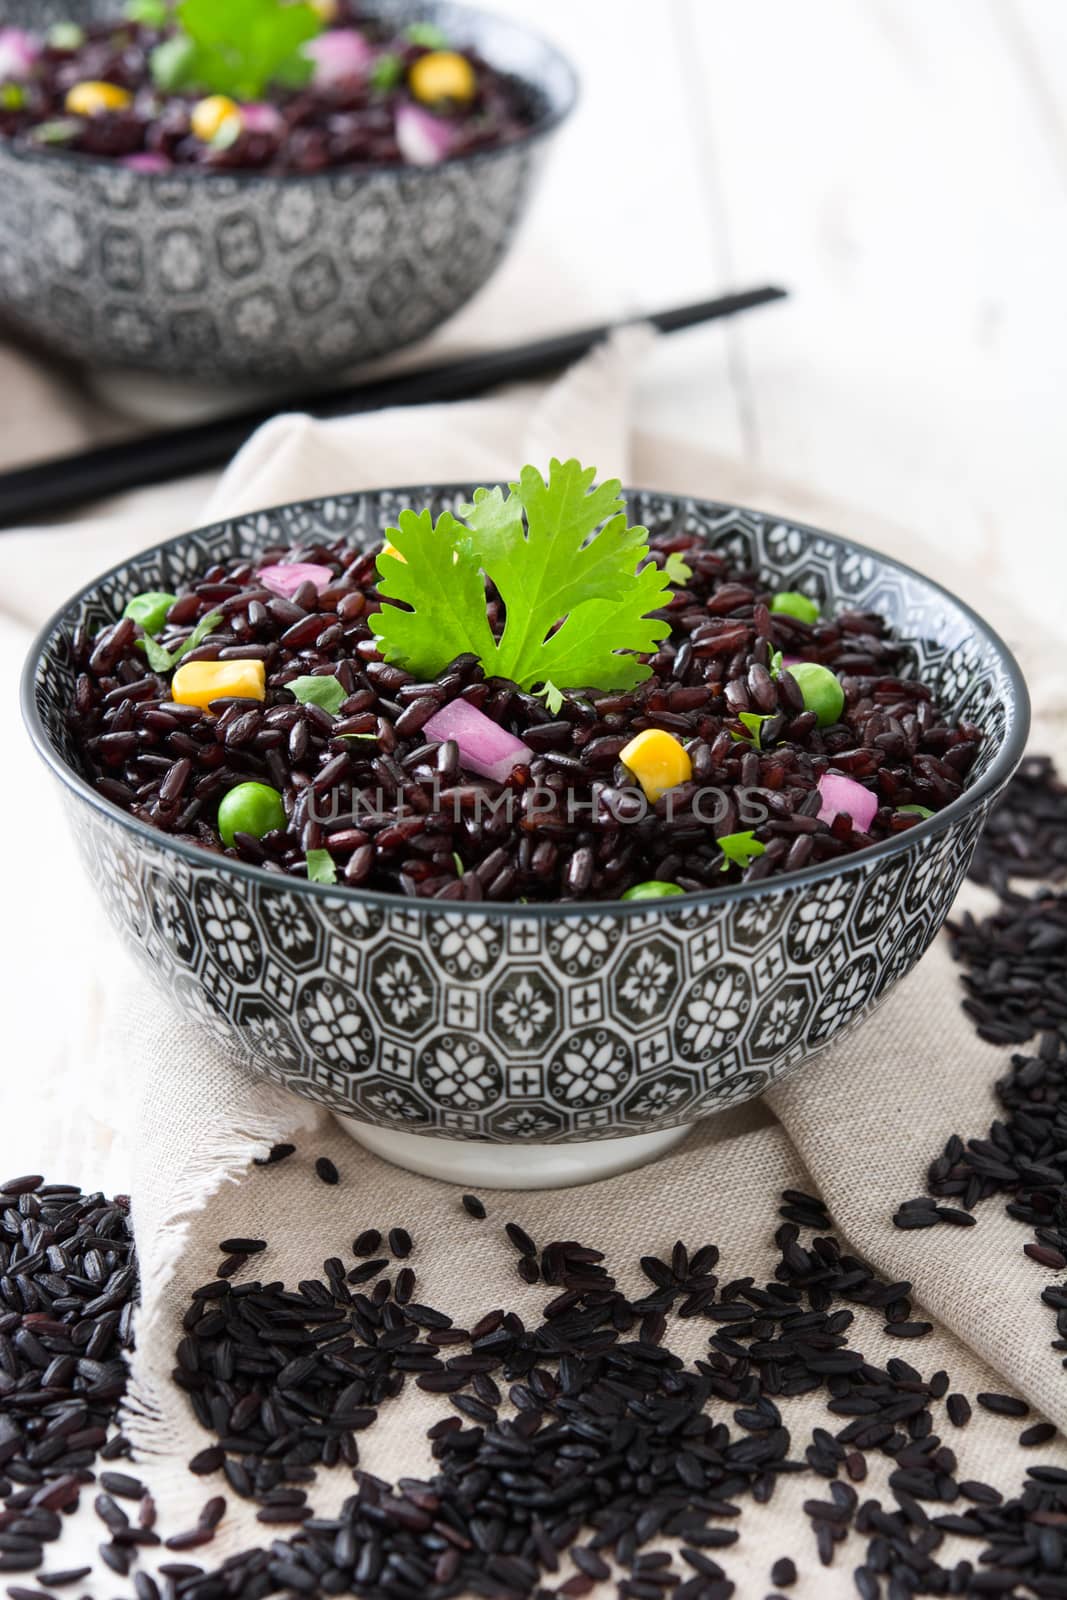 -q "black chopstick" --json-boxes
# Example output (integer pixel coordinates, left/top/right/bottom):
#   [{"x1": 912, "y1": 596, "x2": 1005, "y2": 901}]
[{"x1": 0, "y1": 286, "x2": 786, "y2": 529}]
